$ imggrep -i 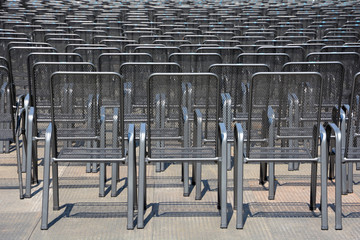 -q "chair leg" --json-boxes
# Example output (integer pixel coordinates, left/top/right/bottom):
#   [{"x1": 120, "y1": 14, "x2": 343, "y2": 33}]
[
  {"x1": 138, "y1": 148, "x2": 146, "y2": 228},
  {"x1": 268, "y1": 162, "x2": 275, "y2": 200},
  {"x1": 259, "y1": 163, "x2": 267, "y2": 185},
  {"x1": 183, "y1": 162, "x2": 189, "y2": 197},
  {"x1": 195, "y1": 163, "x2": 201, "y2": 200},
  {"x1": 111, "y1": 163, "x2": 118, "y2": 197},
  {"x1": 40, "y1": 144, "x2": 51, "y2": 230},
  {"x1": 99, "y1": 163, "x2": 106, "y2": 197},
  {"x1": 25, "y1": 119, "x2": 33, "y2": 198},
  {"x1": 52, "y1": 162, "x2": 59, "y2": 211},
  {"x1": 220, "y1": 146, "x2": 227, "y2": 228},
  {"x1": 347, "y1": 163, "x2": 353, "y2": 193},
  {"x1": 310, "y1": 162, "x2": 317, "y2": 211}
]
